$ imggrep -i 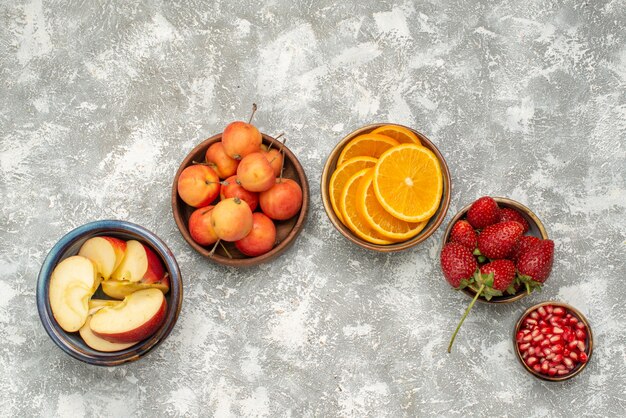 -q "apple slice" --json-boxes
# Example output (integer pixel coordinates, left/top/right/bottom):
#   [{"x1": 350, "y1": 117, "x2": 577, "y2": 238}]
[
  {"x1": 90, "y1": 289, "x2": 167, "y2": 343},
  {"x1": 111, "y1": 240, "x2": 165, "y2": 283},
  {"x1": 101, "y1": 274, "x2": 170, "y2": 300},
  {"x1": 89, "y1": 298, "x2": 123, "y2": 312},
  {"x1": 80, "y1": 315, "x2": 139, "y2": 352},
  {"x1": 49, "y1": 256, "x2": 97, "y2": 332},
  {"x1": 78, "y1": 236, "x2": 126, "y2": 280}
]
